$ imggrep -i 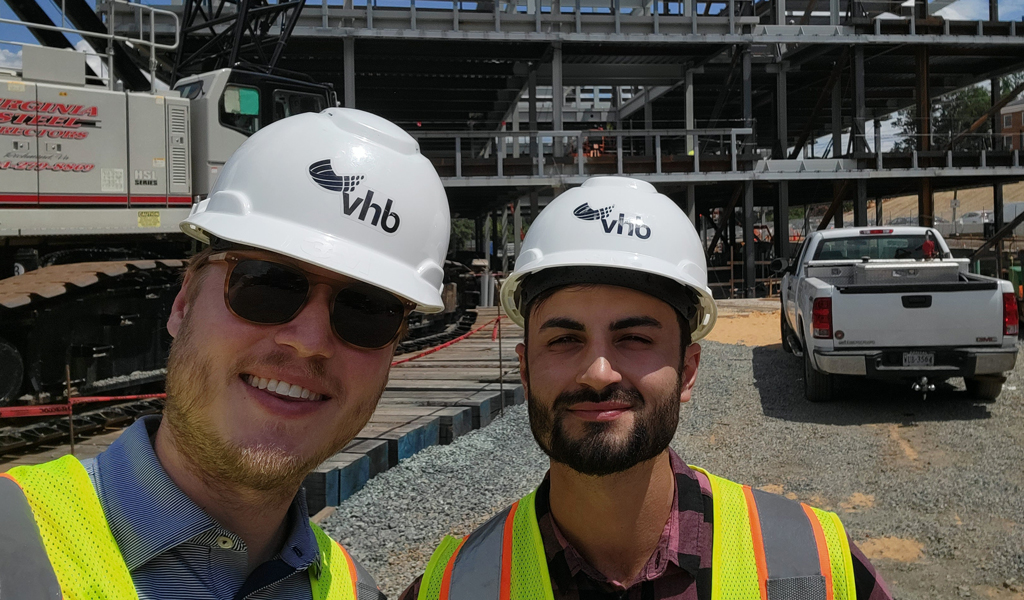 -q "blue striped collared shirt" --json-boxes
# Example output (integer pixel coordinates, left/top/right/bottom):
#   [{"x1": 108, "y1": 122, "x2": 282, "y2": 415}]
[{"x1": 82, "y1": 415, "x2": 321, "y2": 600}]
